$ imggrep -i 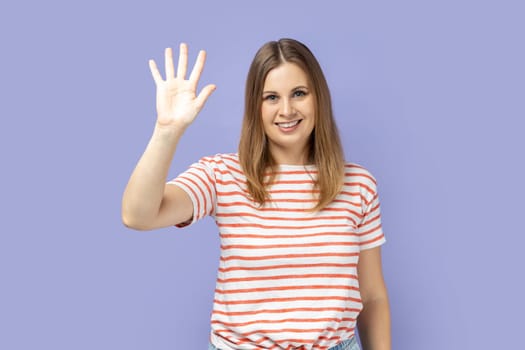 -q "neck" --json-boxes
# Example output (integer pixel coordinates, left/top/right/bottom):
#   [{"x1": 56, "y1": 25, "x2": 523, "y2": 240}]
[{"x1": 269, "y1": 145, "x2": 311, "y2": 165}]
